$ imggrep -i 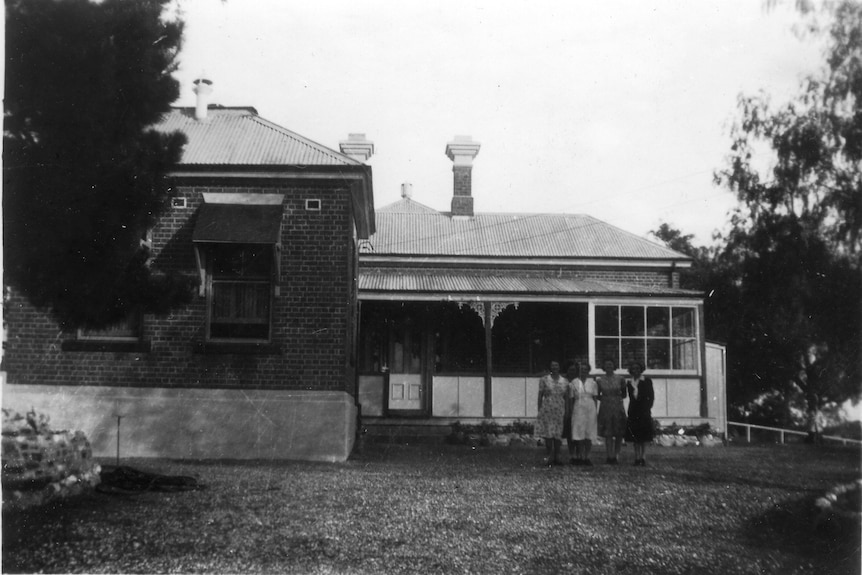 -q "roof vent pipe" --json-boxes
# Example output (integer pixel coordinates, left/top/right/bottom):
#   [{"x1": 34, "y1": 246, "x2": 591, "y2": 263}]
[
  {"x1": 401, "y1": 182, "x2": 413, "y2": 199},
  {"x1": 193, "y1": 77, "x2": 213, "y2": 121}
]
